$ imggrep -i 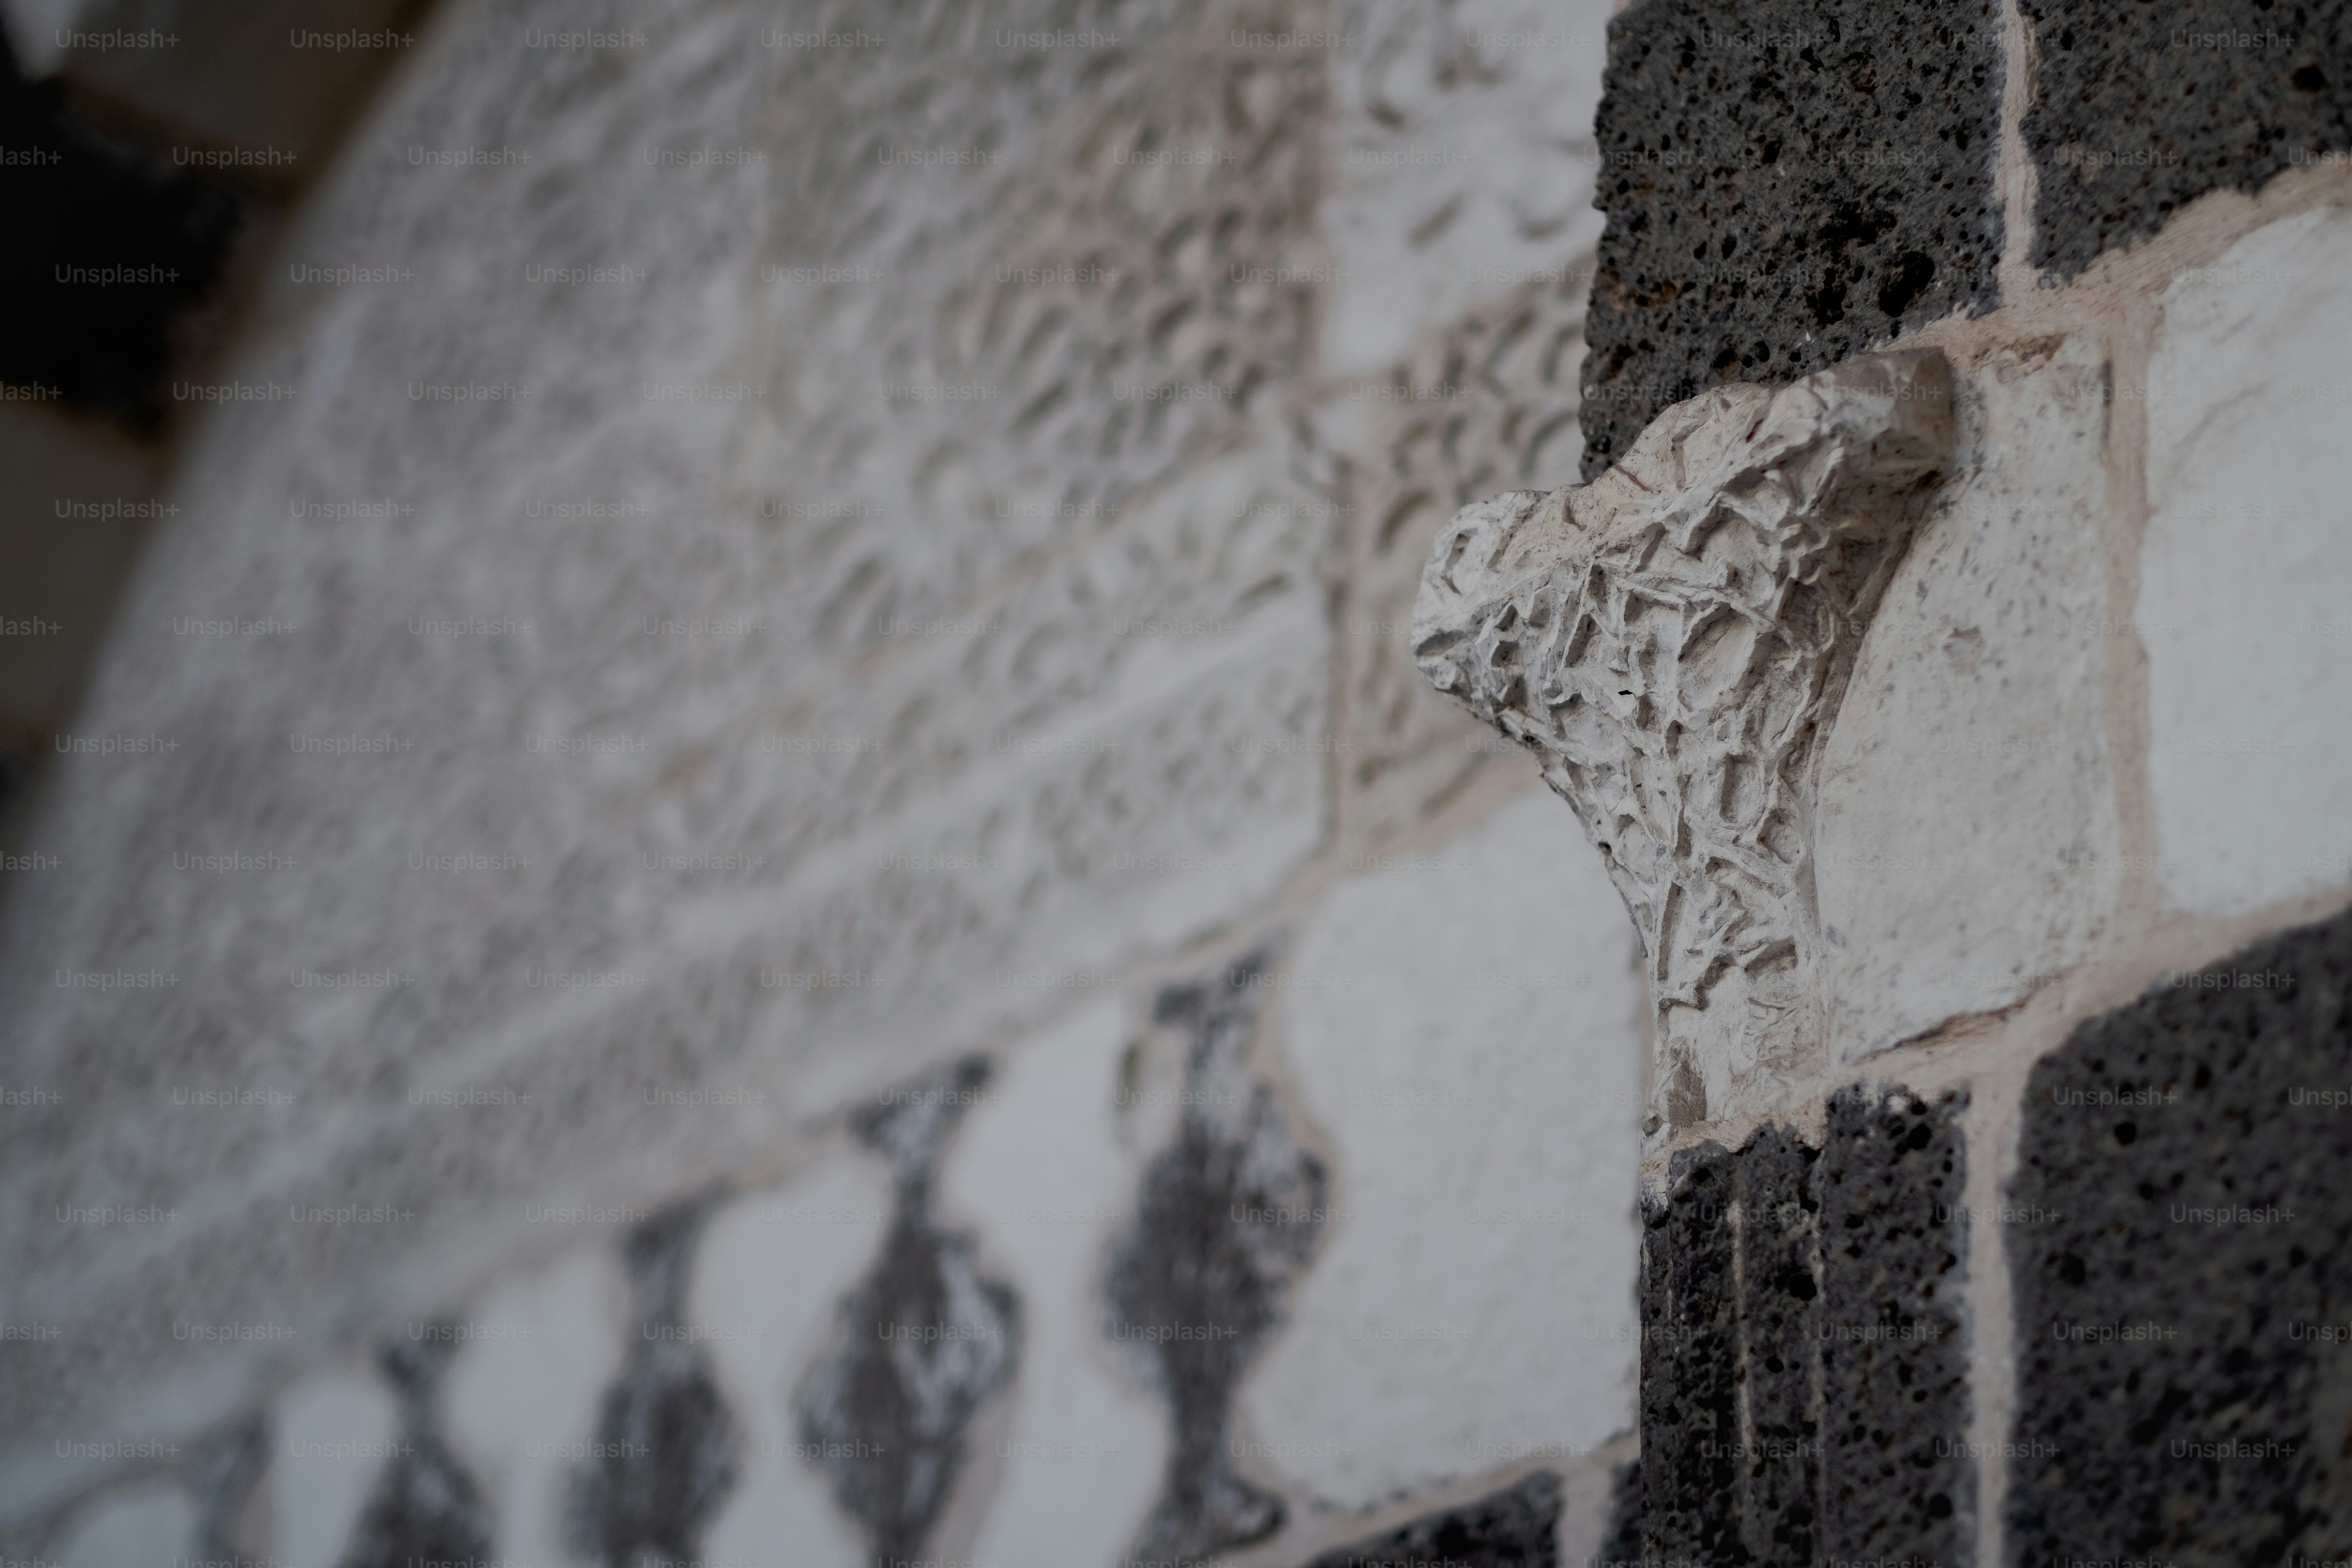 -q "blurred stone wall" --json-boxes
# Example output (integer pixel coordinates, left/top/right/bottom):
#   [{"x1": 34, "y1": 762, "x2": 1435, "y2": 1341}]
[{"x1": 0, "y1": 1, "x2": 1647, "y2": 1564}]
